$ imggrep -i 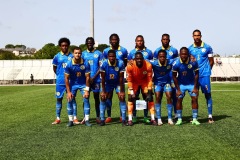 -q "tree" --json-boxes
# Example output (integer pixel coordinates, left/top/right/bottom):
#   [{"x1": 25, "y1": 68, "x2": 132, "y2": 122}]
[
  {"x1": 69, "y1": 45, "x2": 78, "y2": 52},
  {"x1": 5, "y1": 44, "x2": 15, "y2": 48},
  {"x1": 97, "y1": 44, "x2": 109, "y2": 52},
  {"x1": 34, "y1": 43, "x2": 59, "y2": 59},
  {"x1": 0, "y1": 50, "x2": 18, "y2": 60},
  {"x1": 15, "y1": 44, "x2": 26, "y2": 49}
]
